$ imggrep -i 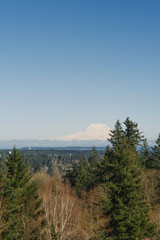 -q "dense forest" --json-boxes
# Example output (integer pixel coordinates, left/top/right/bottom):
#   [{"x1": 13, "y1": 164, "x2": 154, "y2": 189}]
[
  {"x1": 0, "y1": 117, "x2": 159, "y2": 239},
  {"x1": 0, "y1": 148, "x2": 104, "y2": 176}
]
